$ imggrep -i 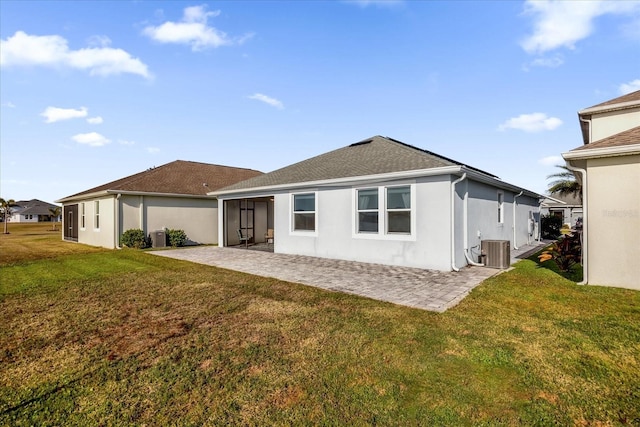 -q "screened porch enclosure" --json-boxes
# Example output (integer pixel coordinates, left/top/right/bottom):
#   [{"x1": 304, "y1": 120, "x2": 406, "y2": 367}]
[{"x1": 223, "y1": 197, "x2": 274, "y2": 247}]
